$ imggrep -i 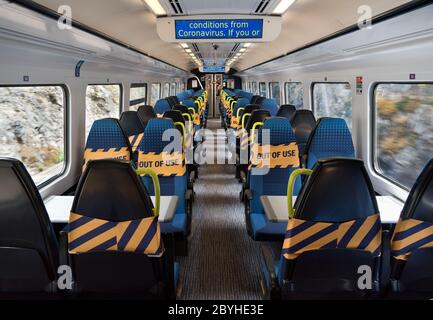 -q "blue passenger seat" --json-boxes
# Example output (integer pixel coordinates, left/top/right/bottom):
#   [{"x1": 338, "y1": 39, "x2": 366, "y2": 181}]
[
  {"x1": 304, "y1": 117, "x2": 355, "y2": 169},
  {"x1": 154, "y1": 99, "x2": 171, "y2": 116},
  {"x1": 0, "y1": 158, "x2": 59, "y2": 298},
  {"x1": 137, "y1": 118, "x2": 191, "y2": 251},
  {"x1": 245, "y1": 117, "x2": 301, "y2": 241},
  {"x1": 65, "y1": 159, "x2": 177, "y2": 299},
  {"x1": 84, "y1": 118, "x2": 131, "y2": 169},
  {"x1": 390, "y1": 159, "x2": 433, "y2": 299},
  {"x1": 261, "y1": 158, "x2": 382, "y2": 299}
]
